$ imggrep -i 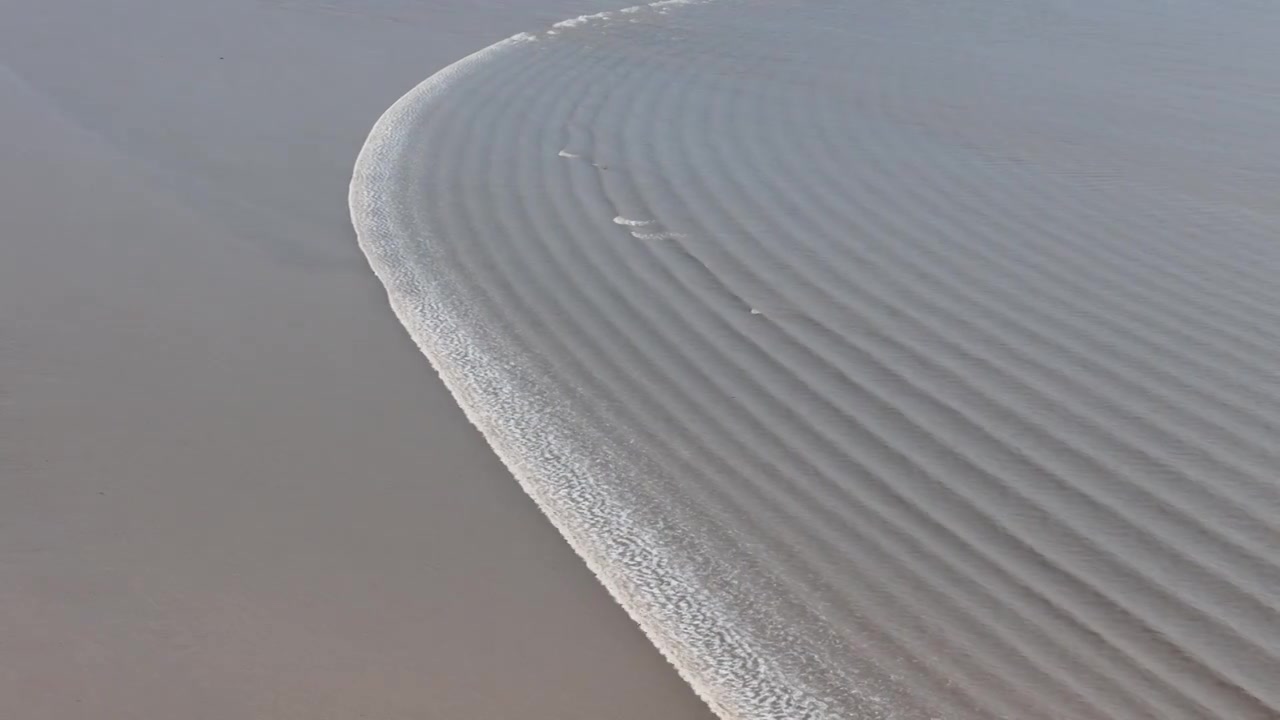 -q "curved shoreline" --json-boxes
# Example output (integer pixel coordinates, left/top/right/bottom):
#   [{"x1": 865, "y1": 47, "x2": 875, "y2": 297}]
[
  {"x1": 348, "y1": 7, "x2": 838, "y2": 719},
  {"x1": 351, "y1": 1, "x2": 1280, "y2": 717}
]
